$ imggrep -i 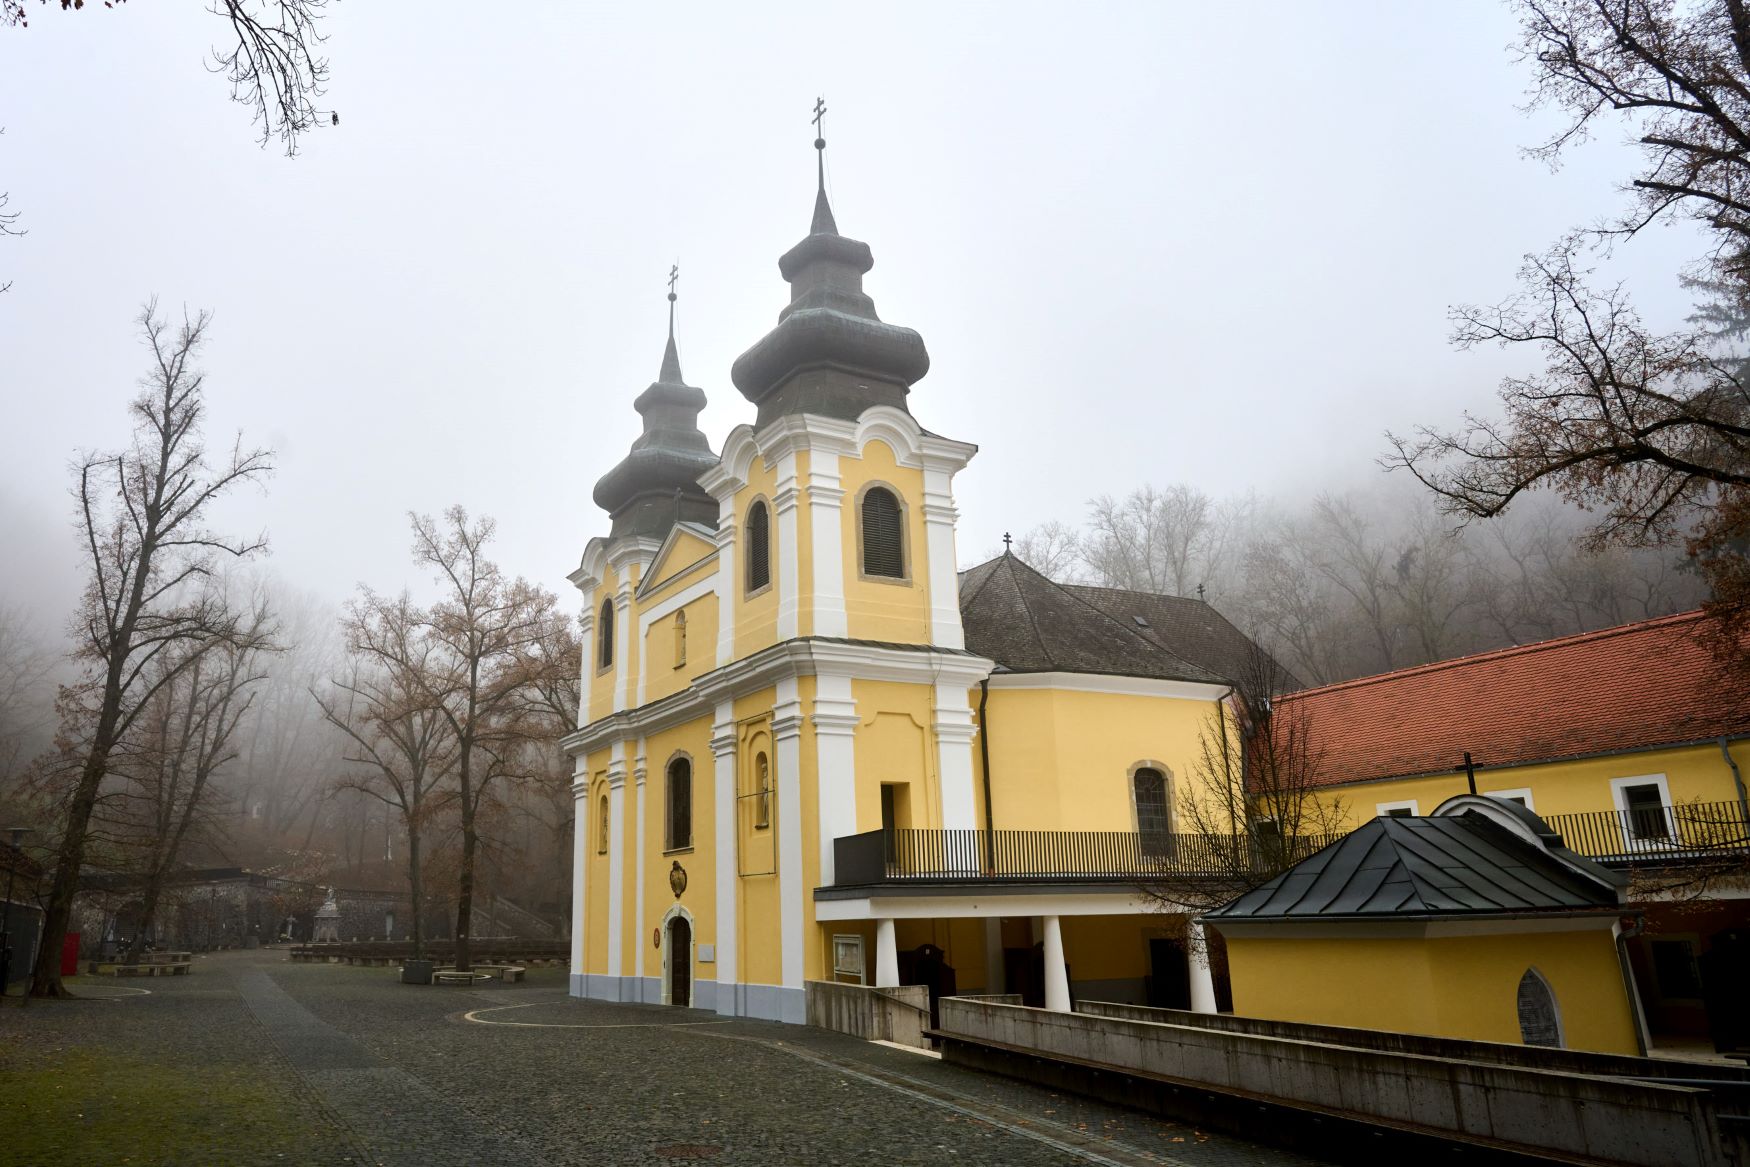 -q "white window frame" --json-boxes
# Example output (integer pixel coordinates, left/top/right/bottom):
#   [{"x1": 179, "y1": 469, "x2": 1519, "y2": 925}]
[
  {"x1": 1609, "y1": 774, "x2": 1675, "y2": 849},
  {"x1": 832, "y1": 934, "x2": 866, "y2": 985},
  {"x1": 1376, "y1": 799, "x2": 1419, "y2": 818},
  {"x1": 1484, "y1": 788, "x2": 1535, "y2": 811}
]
